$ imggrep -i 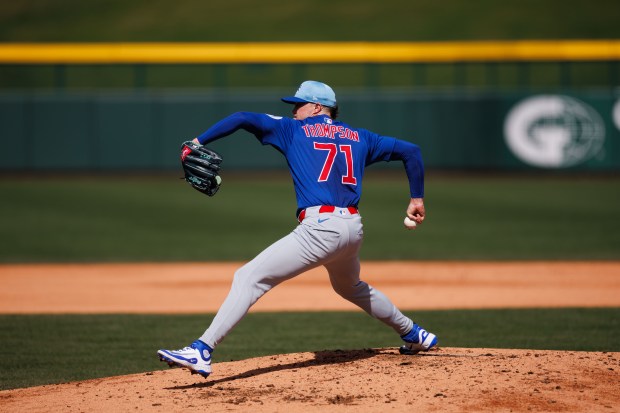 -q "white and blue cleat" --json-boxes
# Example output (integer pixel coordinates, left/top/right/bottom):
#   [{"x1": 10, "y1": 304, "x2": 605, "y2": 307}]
[
  {"x1": 399, "y1": 323, "x2": 438, "y2": 355},
  {"x1": 157, "y1": 340, "x2": 213, "y2": 378}
]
